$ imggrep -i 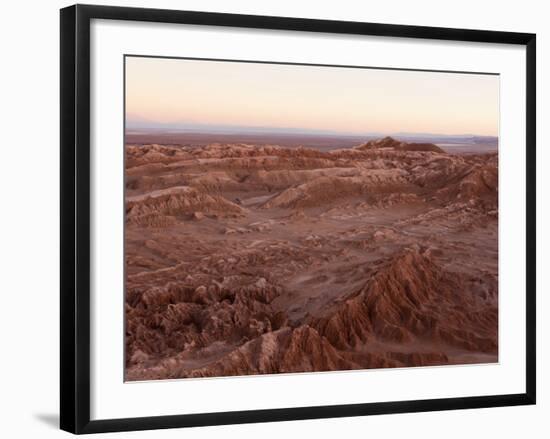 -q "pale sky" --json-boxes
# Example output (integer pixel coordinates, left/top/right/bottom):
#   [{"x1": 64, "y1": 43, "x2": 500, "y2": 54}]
[{"x1": 125, "y1": 56, "x2": 499, "y2": 137}]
